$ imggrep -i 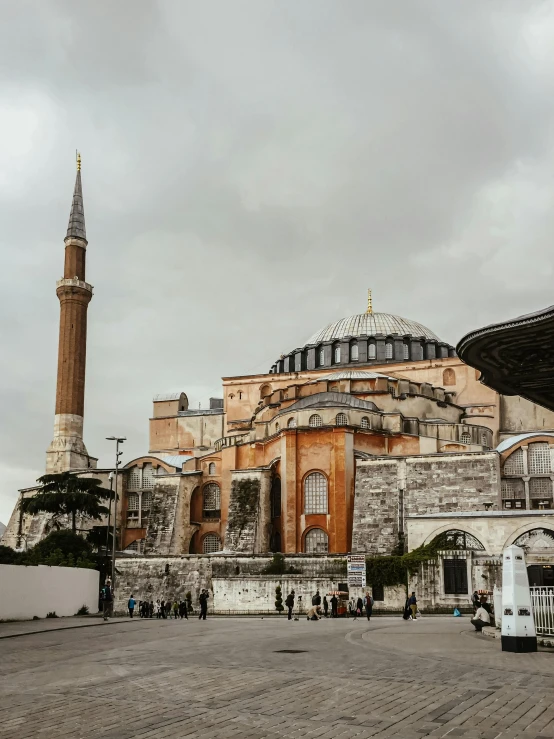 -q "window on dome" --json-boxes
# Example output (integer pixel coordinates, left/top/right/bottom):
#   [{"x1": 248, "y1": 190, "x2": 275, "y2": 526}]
[
  {"x1": 275, "y1": 422, "x2": 280, "y2": 432},
  {"x1": 403, "y1": 344, "x2": 410, "y2": 360},
  {"x1": 350, "y1": 343, "x2": 359, "y2": 361},
  {"x1": 334, "y1": 345, "x2": 341, "y2": 363},
  {"x1": 287, "y1": 417, "x2": 296, "y2": 428},
  {"x1": 336, "y1": 413, "x2": 348, "y2": 426},
  {"x1": 368, "y1": 344, "x2": 376, "y2": 360},
  {"x1": 443, "y1": 368, "x2": 456, "y2": 386},
  {"x1": 127, "y1": 493, "x2": 139, "y2": 511},
  {"x1": 309, "y1": 414, "x2": 323, "y2": 428},
  {"x1": 319, "y1": 349, "x2": 325, "y2": 366},
  {"x1": 529, "y1": 478, "x2": 552, "y2": 499},
  {"x1": 361, "y1": 416, "x2": 370, "y2": 429},
  {"x1": 142, "y1": 491, "x2": 152, "y2": 510},
  {"x1": 461, "y1": 432, "x2": 471, "y2": 445},
  {"x1": 385, "y1": 342, "x2": 393, "y2": 359},
  {"x1": 208, "y1": 462, "x2": 216, "y2": 475},
  {"x1": 504, "y1": 448, "x2": 525, "y2": 476}
]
